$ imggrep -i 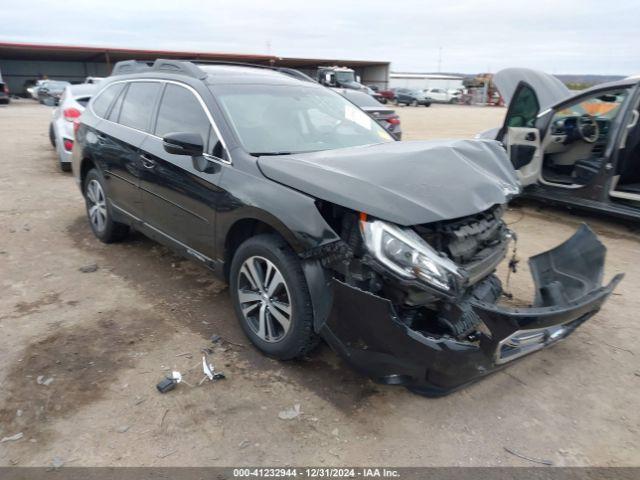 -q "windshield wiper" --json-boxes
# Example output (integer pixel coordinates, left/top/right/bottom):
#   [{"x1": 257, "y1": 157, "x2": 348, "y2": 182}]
[
  {"x1": 251, "y1": 149, "x2": 322, "y2": 156},
  {"x1": 250, "y1": 152, "x2": 295, "y2": 156}
]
